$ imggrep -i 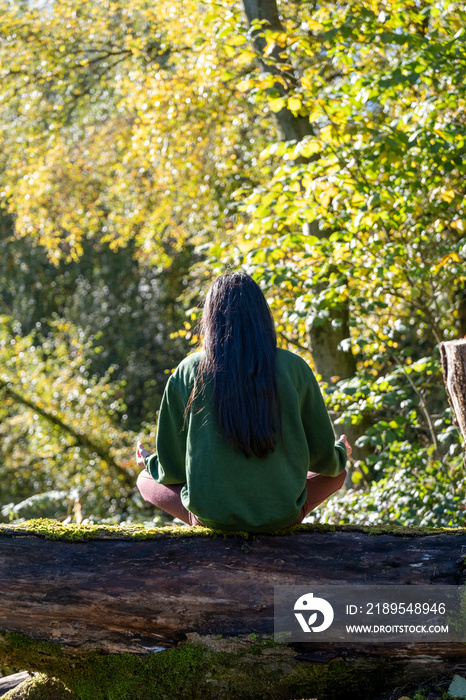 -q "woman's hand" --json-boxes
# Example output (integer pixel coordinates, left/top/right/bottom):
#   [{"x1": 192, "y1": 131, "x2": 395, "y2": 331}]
[
  {"x1": 340, "y1": 434, "x2": 352, "y2": 457},
  {"x1": 136, "y1": 441, "x2": 151, "y2": 469}
]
